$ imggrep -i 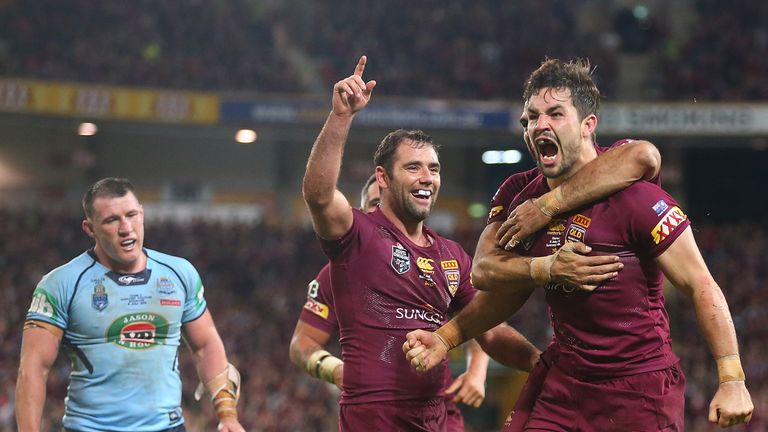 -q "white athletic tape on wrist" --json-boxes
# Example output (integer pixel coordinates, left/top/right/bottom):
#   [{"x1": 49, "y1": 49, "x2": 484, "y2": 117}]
[
  {"x1": 307, "y1": 349, "x2": 343, "y2": 384},
  {"x1": 194, "y1": 362, "x2": 241, "y2": 420}
]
